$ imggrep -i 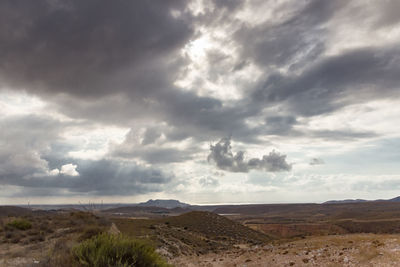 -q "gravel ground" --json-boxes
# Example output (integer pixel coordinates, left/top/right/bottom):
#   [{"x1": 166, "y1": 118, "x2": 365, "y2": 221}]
[{"x1": 170, "y1": 234, "x2": 400, "y2": 267}]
